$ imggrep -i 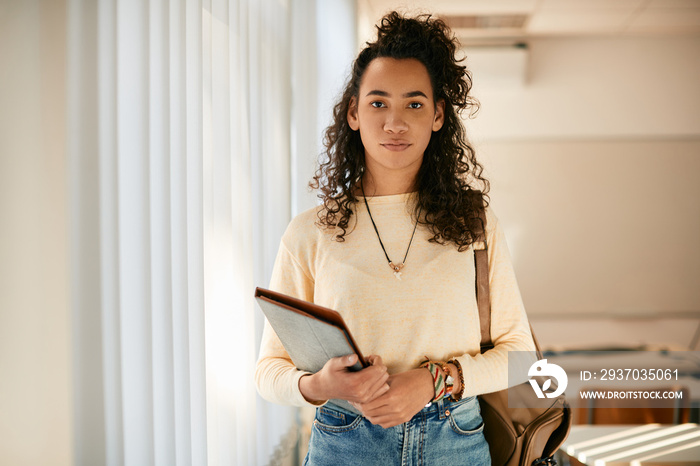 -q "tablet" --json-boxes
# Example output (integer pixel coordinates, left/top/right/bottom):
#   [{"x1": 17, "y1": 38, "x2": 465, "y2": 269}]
[{"x1": 255, "y1": 287, "x2": 368, "y2": 373}]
